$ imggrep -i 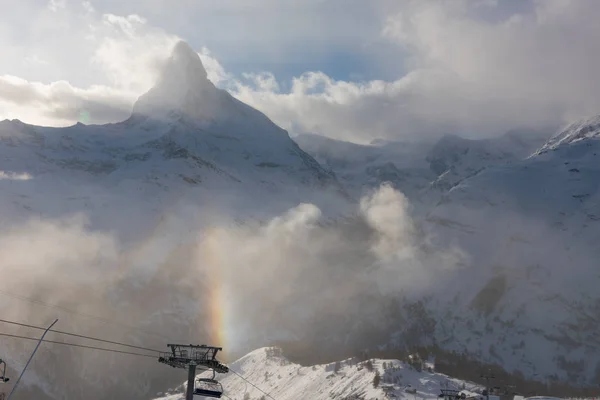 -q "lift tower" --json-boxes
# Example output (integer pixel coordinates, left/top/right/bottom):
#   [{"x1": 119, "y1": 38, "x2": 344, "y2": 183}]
[{"x1": 158, "y1": 344, "x2": 228, "y2": 400}]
